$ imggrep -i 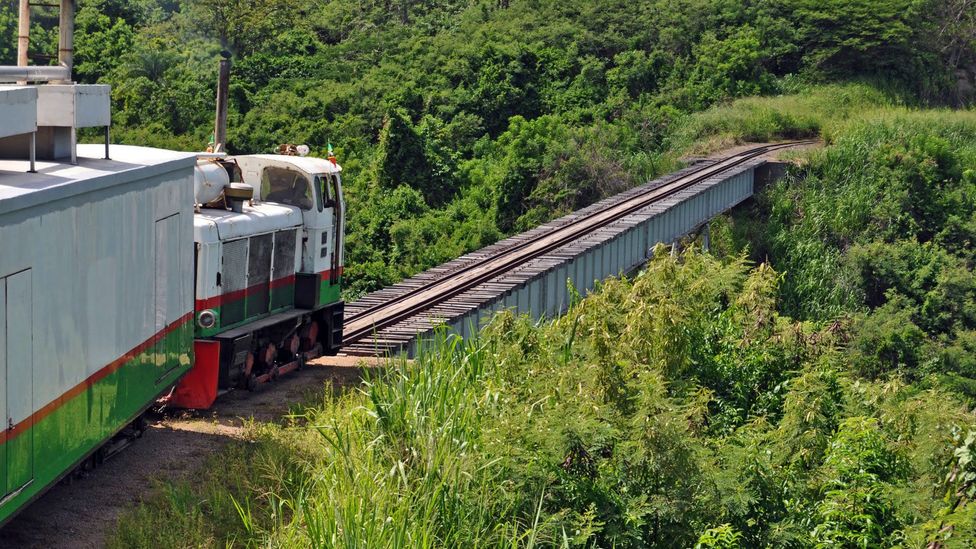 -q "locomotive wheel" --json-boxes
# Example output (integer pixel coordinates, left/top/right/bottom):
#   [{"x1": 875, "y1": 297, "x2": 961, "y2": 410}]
[
  {"x1": 302, "y1": 321, "x2": 319, "y2": 351},
  {"x1": 287, "y1": 334, "x2": 300, "y2": 357},
  {"x1": 243, "y1": 351, "x2": 255, "y2": 378},
  {"x1": 261, "y1": 343, "x2": 277, "y2": 366}
]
